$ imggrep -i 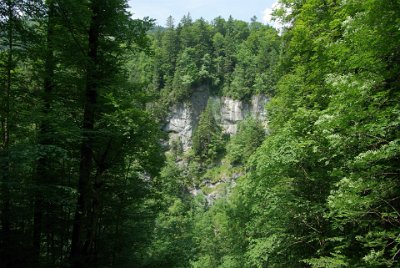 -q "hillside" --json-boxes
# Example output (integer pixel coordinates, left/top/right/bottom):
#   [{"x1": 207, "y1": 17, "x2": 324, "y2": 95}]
[{"x1": 1, "y1": 1, "x2": 399, "y2": 267}]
